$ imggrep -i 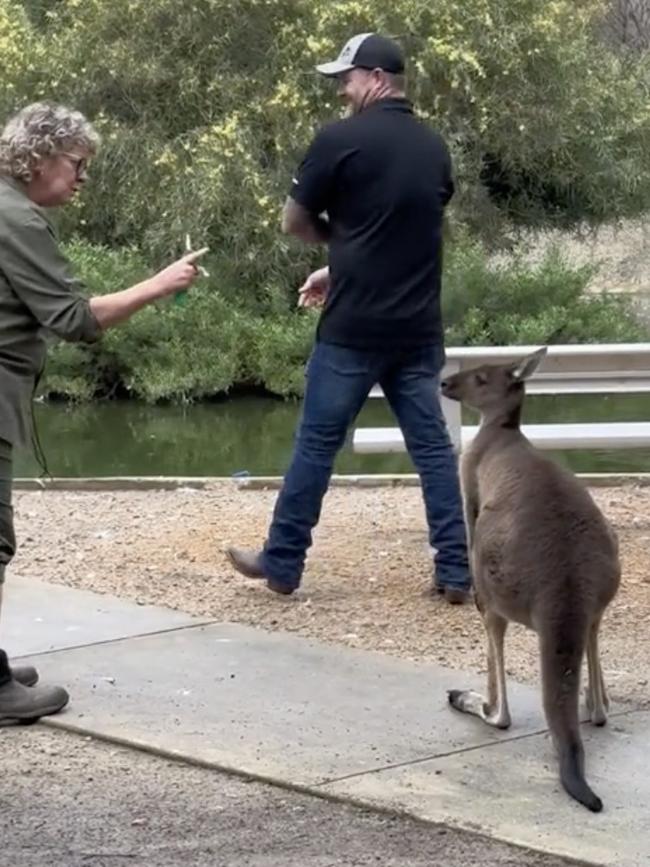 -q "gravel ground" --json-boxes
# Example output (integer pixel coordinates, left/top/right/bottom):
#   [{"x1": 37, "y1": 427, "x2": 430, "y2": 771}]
[
  {"x1": 10, "y1": 482, "x2": 650, "y2": 707},
  {"x1": 0, "y1": 727, "x2": 588, "y2": 867}
]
